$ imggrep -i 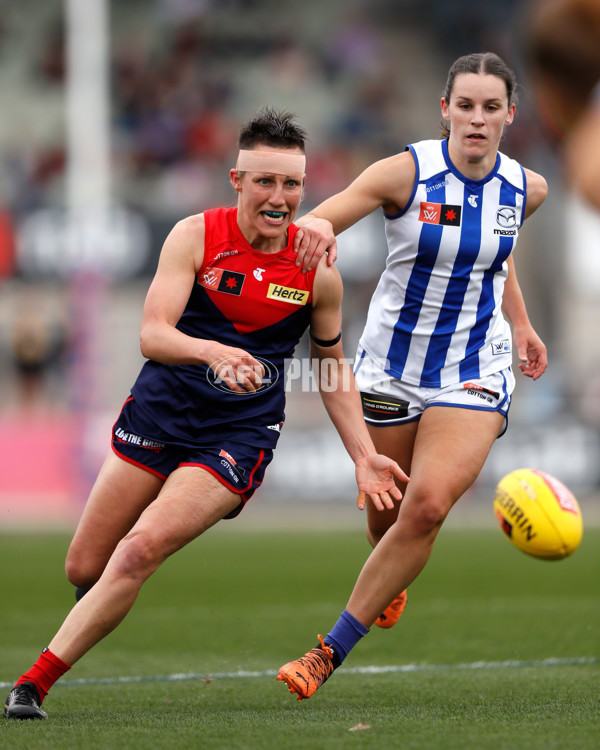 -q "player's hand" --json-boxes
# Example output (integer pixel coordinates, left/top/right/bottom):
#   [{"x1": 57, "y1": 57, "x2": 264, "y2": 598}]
[
  {"x1": 294, "y1": 217, "x2": 337, "y2": 273},
  {"x1": 355, "y1": 454, "x2": 409, "y2": 511},
  {"x1": 206, "y1": 343, "x2": 265, "y2": 393},
  {"x1": 514, "y1": 326, "x2": 548, "y2": 380}
]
